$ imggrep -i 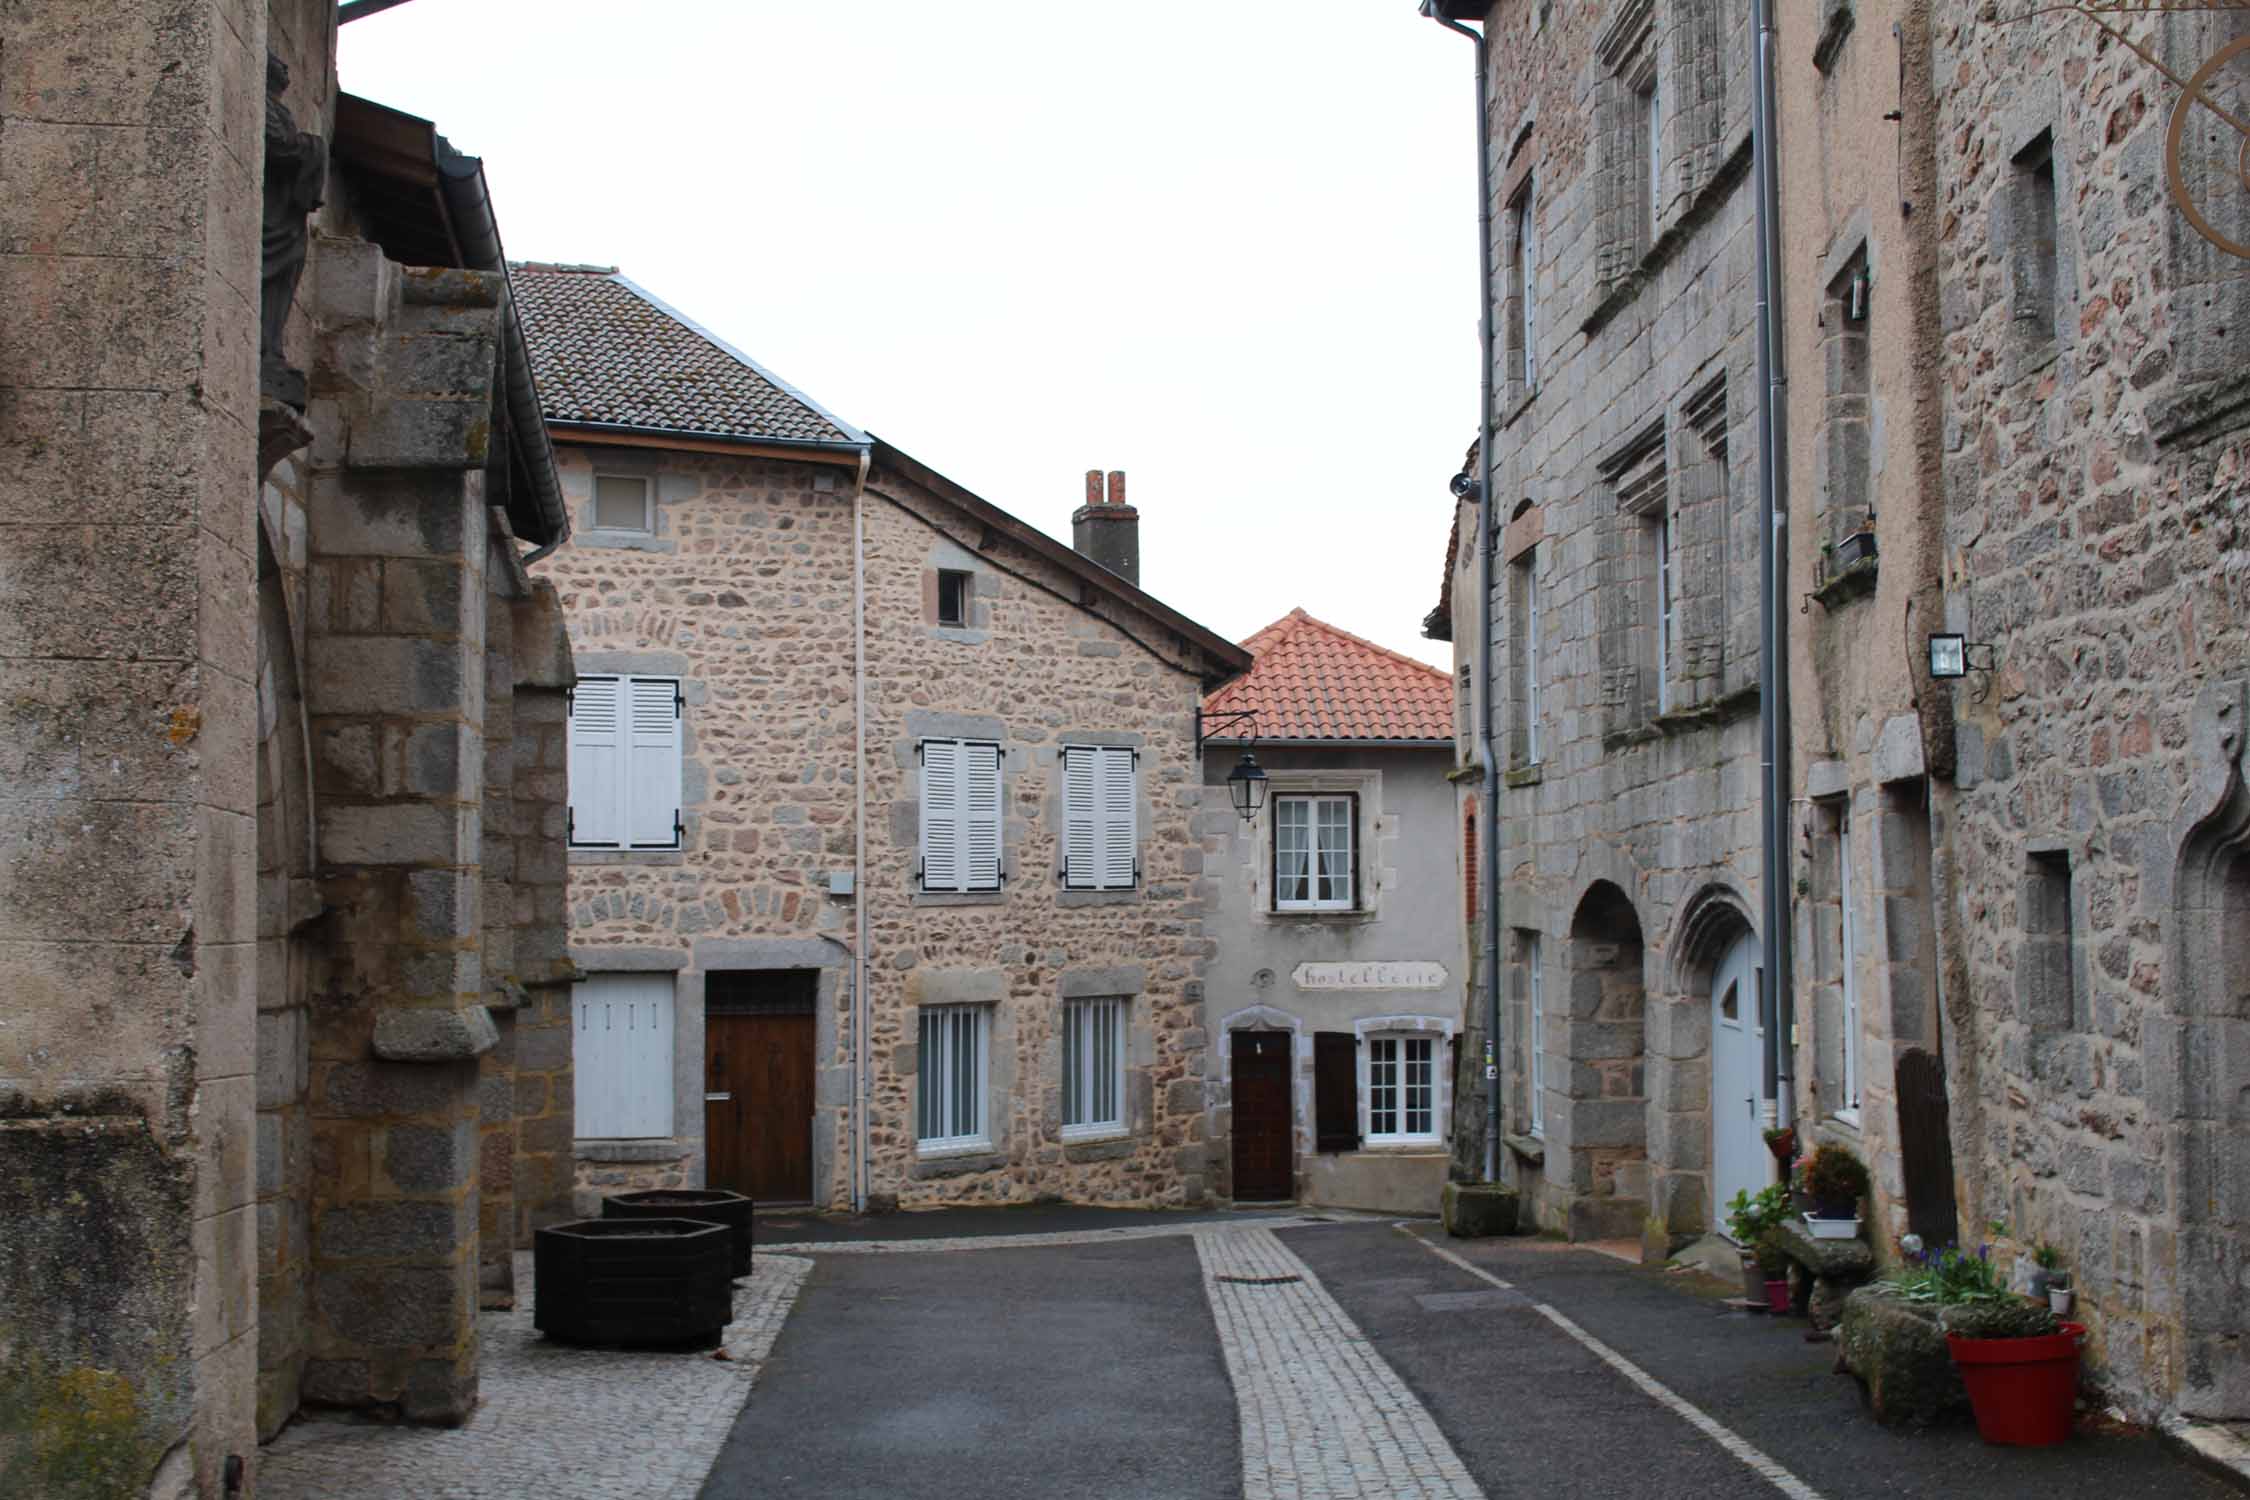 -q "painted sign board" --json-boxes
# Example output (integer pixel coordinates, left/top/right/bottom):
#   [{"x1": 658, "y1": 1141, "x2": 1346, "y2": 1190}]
[{"x1": 1291, "y1": 961, "x2": 1448, "y2": 991}]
